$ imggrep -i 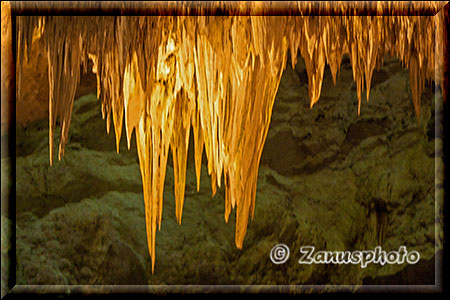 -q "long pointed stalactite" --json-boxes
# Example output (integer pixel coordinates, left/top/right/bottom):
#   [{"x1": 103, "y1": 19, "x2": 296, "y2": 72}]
[{"x1": 13, "y1": 2, "x2": 448, "y2": 272}]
